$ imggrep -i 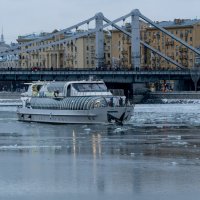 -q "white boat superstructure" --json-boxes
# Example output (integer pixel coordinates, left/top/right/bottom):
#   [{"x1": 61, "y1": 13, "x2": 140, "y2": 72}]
[
  {"x1": 17, "y1": 80, "x2": 134, "y2": 124},
  {"x1": 21, "y1": 81, "x2": 45, "y2": 97}
]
